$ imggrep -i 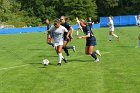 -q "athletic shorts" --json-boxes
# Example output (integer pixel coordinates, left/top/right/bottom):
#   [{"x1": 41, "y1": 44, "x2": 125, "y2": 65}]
[
  {"x1": 110, "y1": 27, "x2": 114, "y2": 32},
  {"x1": 86, "y1": 40, "x2": 96, "y2": 46},
  {"x1": 54, "y1": 41, "x2": 63, "y2": 47}
]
